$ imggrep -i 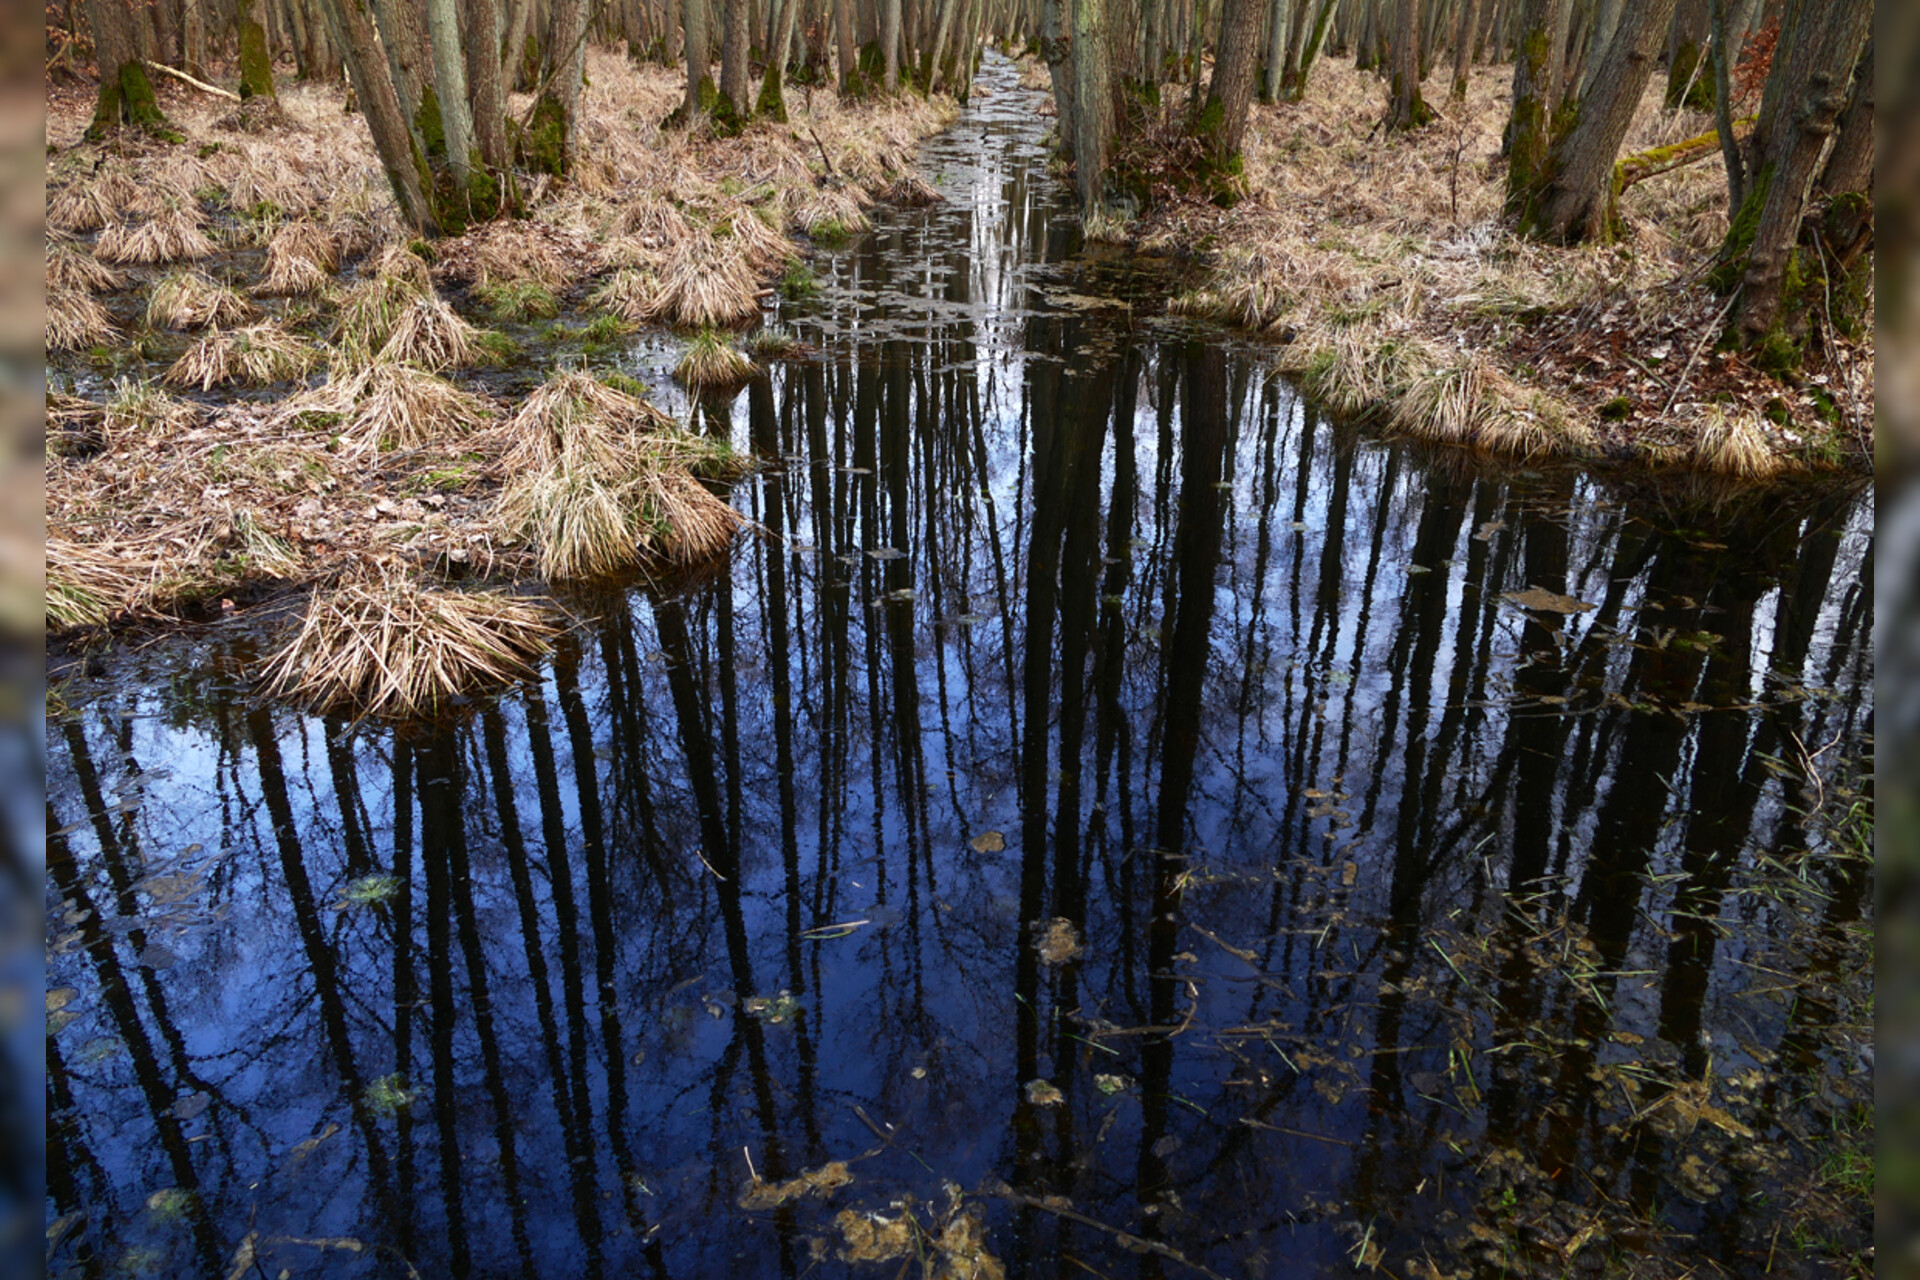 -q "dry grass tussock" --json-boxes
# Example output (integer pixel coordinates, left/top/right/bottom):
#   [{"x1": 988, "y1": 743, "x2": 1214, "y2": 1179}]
[
  {"x1": 164, "y1": 322, "x2": 320, "y2": 390},
  {"x1": 258, "y1": 565, "x2": 562, "y2": 720},
  {"x1": 146, "y1": 267, "x2": 258, "y2": 329},
  {"x1": 1158, "y1": 59, "x2": 1863, "y2": 473},
  {"x1": 586, "y1": 267, "x2": 661, "y2": 322},
  {"x1": 647, "y1": 232, "x2": 763, "y2": 328},
  {"x1": 96, "y1": 209, "x2": 221, "y2": 265},
  {"x1": 46, "y1": 242, "x2": 123, "y2": 293},
  {"x1": 282, "y1": 361, "x2": 496, "y2": 453},
  {"x1": 495, "y1": 370, "x2": 742, "y2": 579},
  {"x1": 46, "y1": 528, "x2": 212, "y2": 630},
  {"x1": 675, "y1": 329, "x2": 756, "y2": 389},
  {"x1": 46, "y1": 287, "x2": 117, "y2": 351},
  {"x1": 255, "y1": 221, "x2": 340, "y2": 296},
  {"x1": 379, "y1": 294, "x2": 490, "y2": 369}
]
